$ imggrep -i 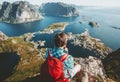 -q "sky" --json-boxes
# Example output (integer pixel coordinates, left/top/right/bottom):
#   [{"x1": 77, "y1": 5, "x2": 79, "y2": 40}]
[{"x1": 0, "y1": 0, "x2": 120, "y2": 7}]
